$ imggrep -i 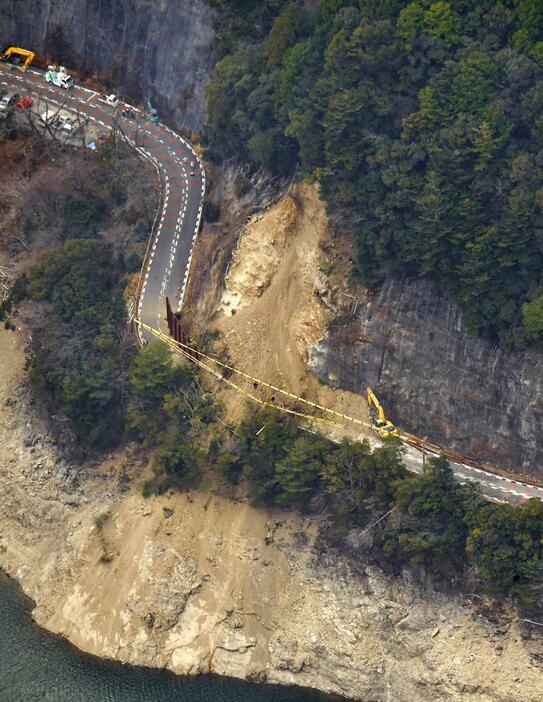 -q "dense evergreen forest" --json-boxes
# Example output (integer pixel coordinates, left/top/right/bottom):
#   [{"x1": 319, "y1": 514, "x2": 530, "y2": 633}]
[{"x1": 205, "y1": 0, "x2": 543, "y2": 346}]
